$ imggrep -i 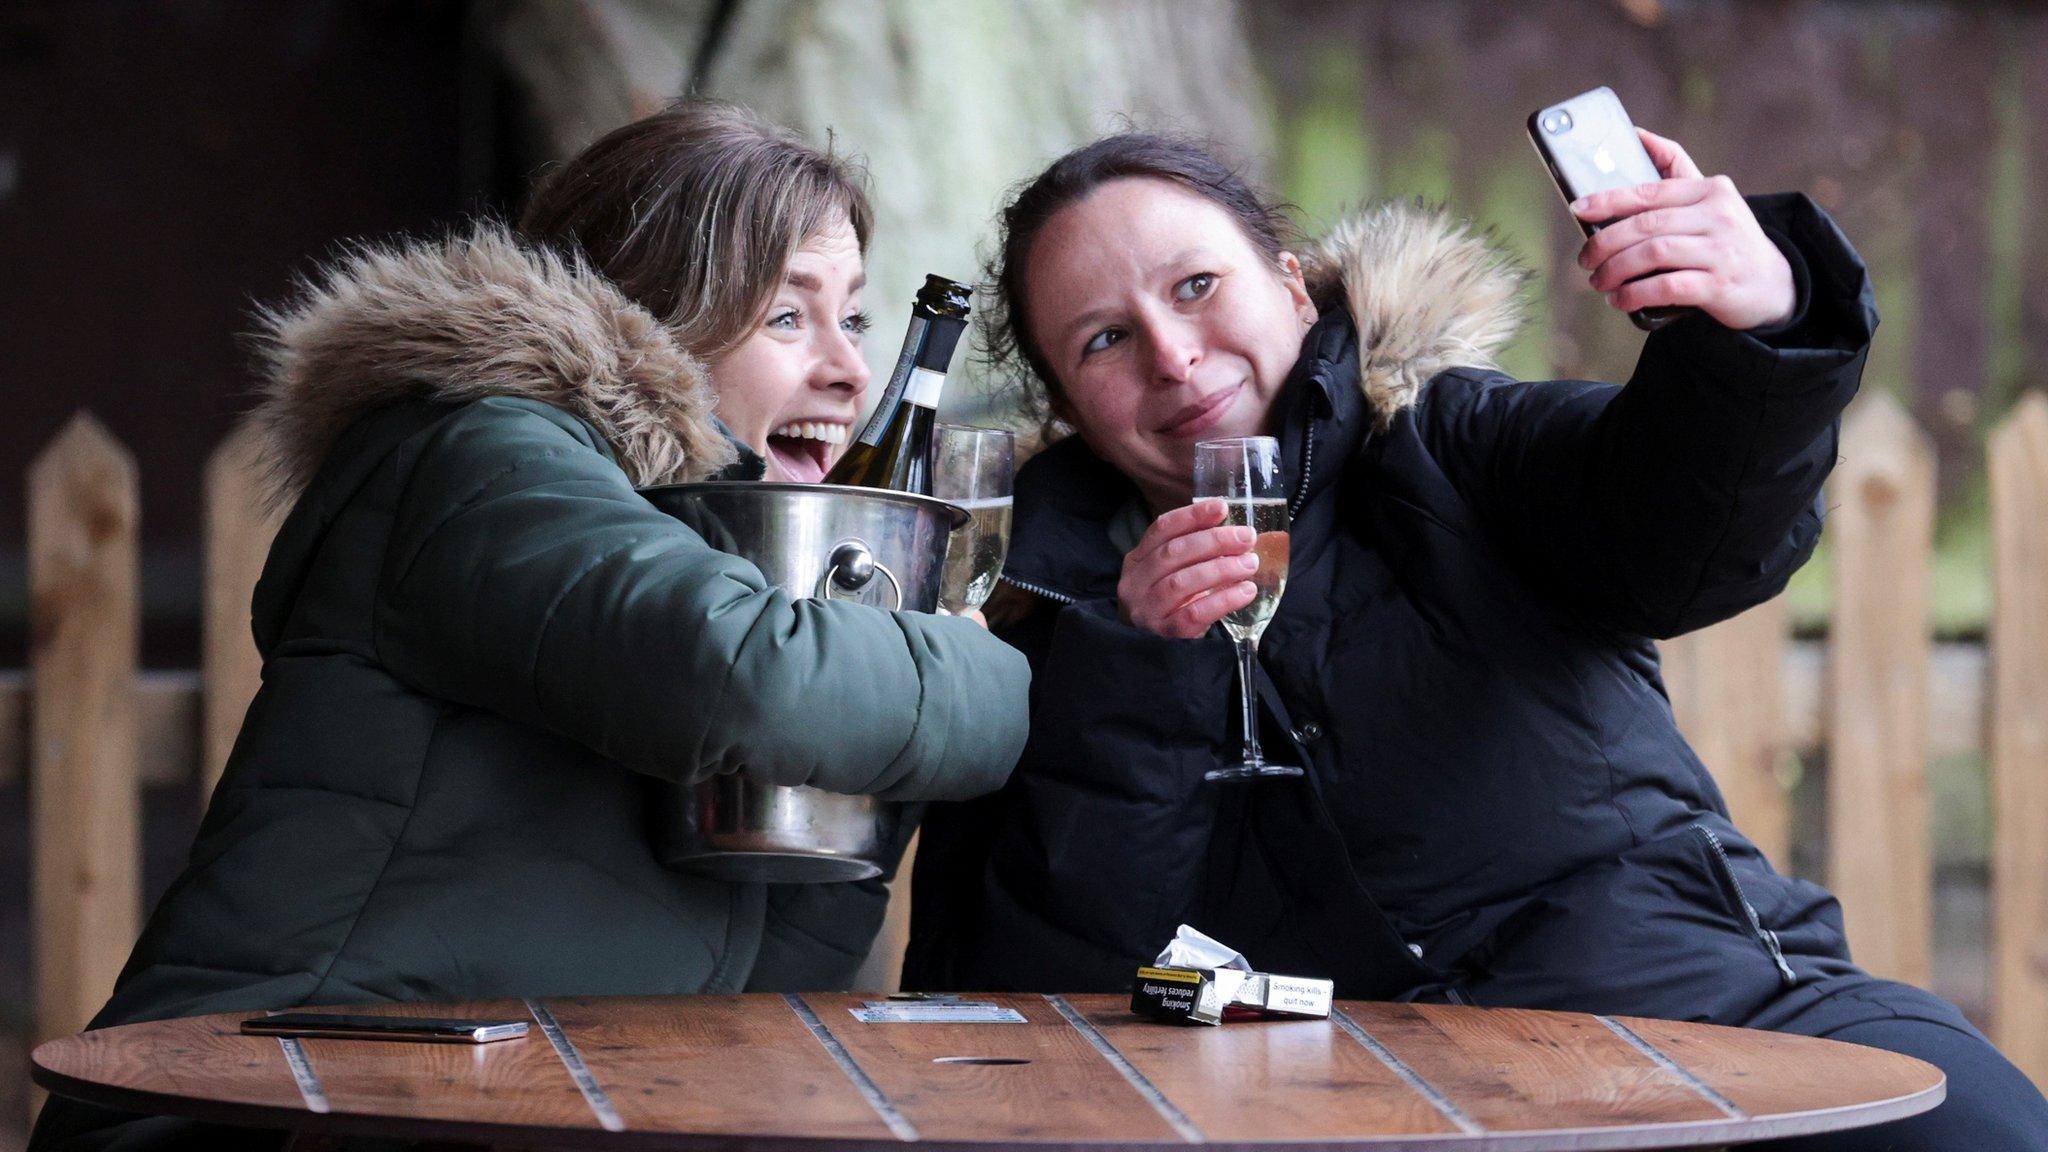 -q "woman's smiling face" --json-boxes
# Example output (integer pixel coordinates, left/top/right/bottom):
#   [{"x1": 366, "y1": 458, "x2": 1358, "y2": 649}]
[
  {"x1": 1023, "y1": 177, "x2": 1316, "y2": 512},
  {"x1": 705, "y1": 216, "x2": 872, "y2": 482}
]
